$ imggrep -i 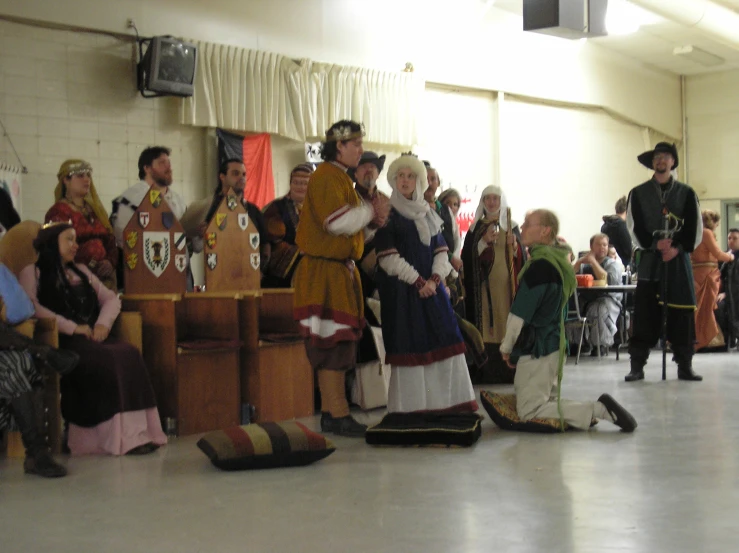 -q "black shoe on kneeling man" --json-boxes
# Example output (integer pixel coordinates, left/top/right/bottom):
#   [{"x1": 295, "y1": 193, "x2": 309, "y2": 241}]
[
  {"x1": 598, "y1": 394, "x2": 637, "y2": 432},
  {"x1": 320, "y1": 413, "x2": 367, "y2": 438}
]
